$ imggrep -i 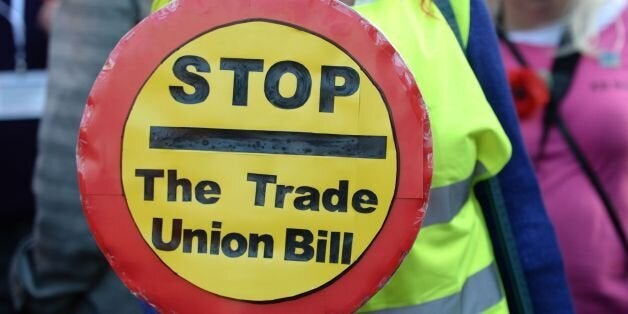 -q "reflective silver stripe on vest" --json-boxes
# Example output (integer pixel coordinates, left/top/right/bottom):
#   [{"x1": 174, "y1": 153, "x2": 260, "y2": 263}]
[
  {"x1": 422, "y1": 163, "x2": 487, "y2": 228},
  {"x1": 371, "y1": 263, "x2": 503, "y2": 314}
]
